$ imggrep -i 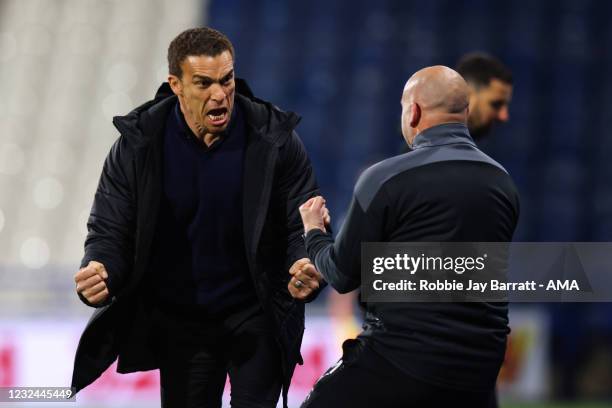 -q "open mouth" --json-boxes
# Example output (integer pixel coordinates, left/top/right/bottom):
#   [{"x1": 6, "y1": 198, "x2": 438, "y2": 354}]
[{"x1": 206, "y1": 107, "x2": 228, "y2": 126}]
